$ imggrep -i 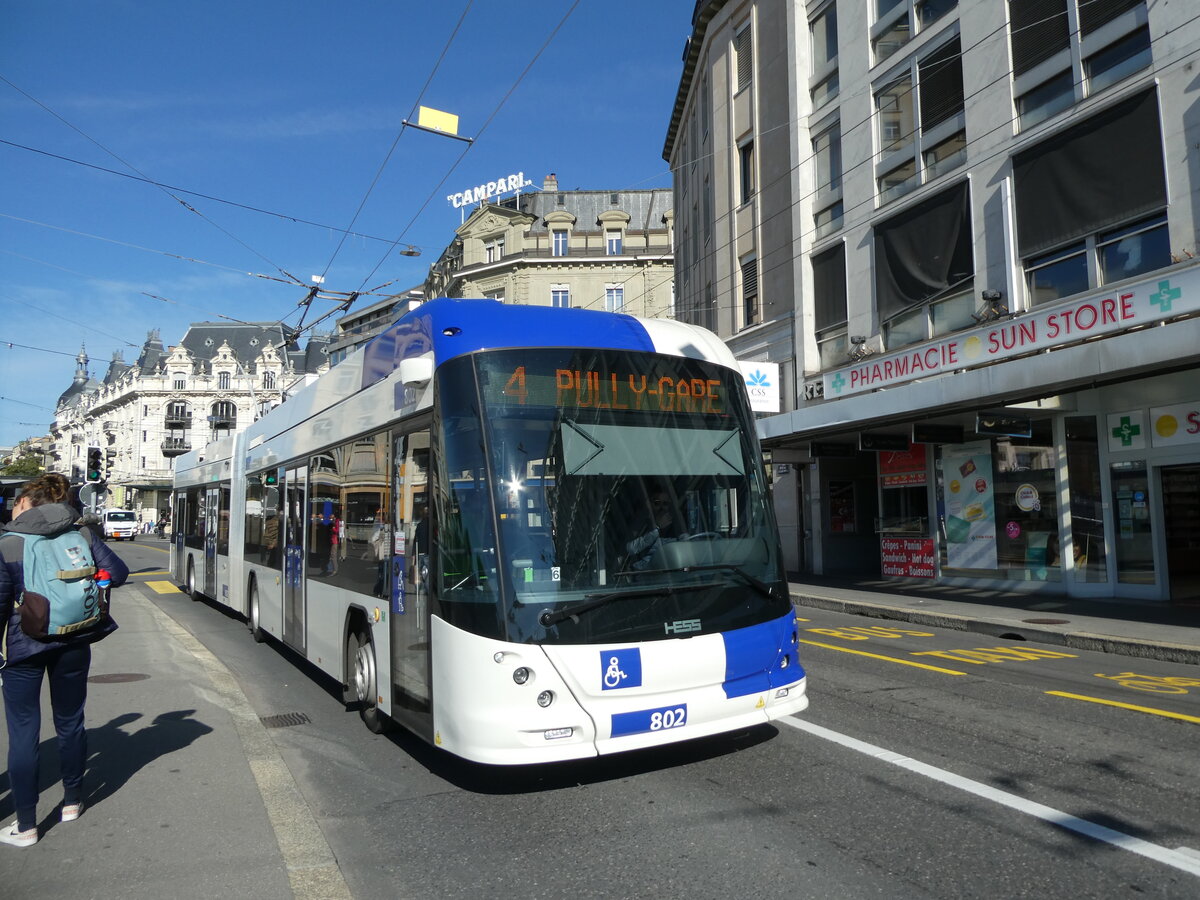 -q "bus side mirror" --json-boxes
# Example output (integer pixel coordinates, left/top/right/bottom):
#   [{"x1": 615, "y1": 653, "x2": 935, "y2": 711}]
[{"x1": 399, "y1": 355, "x2": 434, "y2": 387}]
